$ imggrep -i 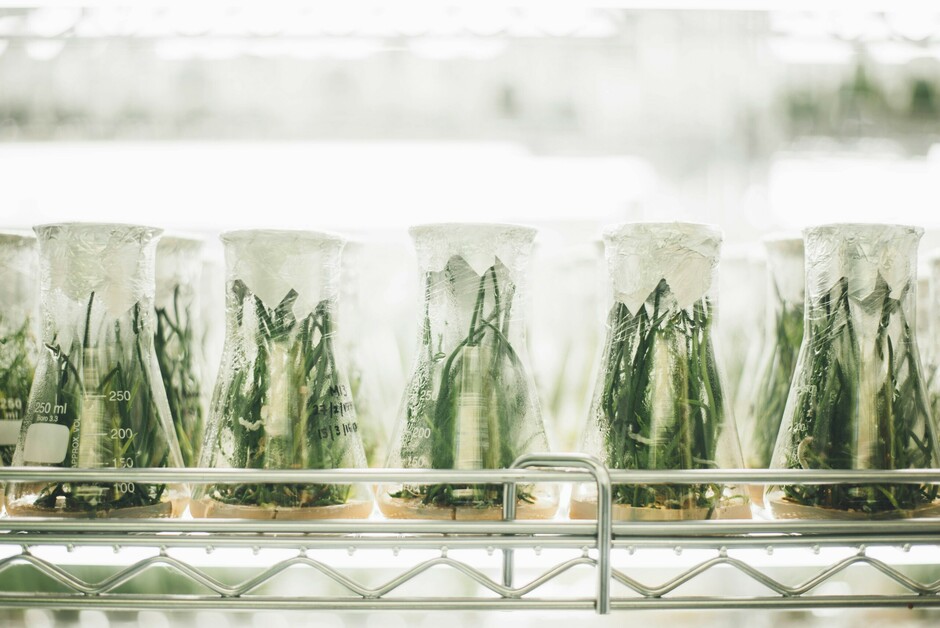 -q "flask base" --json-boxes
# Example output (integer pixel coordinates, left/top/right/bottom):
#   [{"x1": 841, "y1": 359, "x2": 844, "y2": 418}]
[
  {"x1": 569, "y1": 496, "x2": 752, "y2": 521},
  {"x1": 5, "y1": 498, "x2": 182, "y2": 519},
  {"x1": 189, "y1": 496, "x2": 374, "y2": 520},
  {"x1": 4, "y1": 483, "x2": 187, "y2": 519},
  {"x1": 377, "y1": 492, "x2": 558, "y2": 521},
  {"x1": 765, "y1": 495, "x2": 940, "y2": 521}
]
